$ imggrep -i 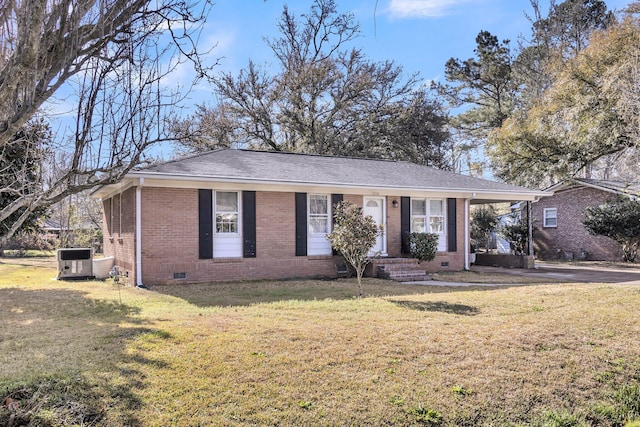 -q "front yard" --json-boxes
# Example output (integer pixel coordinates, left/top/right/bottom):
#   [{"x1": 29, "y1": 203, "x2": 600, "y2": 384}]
[{"x1": 1, "y1": 257, "x2": 639, "y2": 426}]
